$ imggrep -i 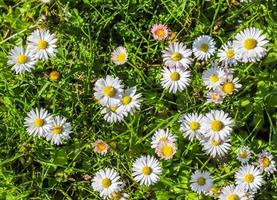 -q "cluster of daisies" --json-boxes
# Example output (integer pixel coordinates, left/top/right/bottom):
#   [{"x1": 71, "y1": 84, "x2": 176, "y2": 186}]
[
  {"x1": 8, "y1": 29, "x2": 57, "y2": 74},
  {"x1": 93, "y1": 75, "x2": 142, "y2": 123},
  {"x1": 24, "y1": 108, "x2": 72, "y2": 145}
]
